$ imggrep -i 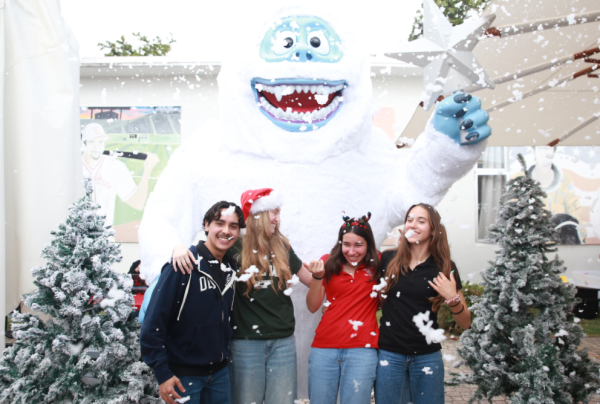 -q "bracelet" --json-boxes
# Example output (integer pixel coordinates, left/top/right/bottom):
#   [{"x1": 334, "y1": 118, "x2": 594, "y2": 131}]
[
  {"x1": 450, "y1": 304, "x2": 465, "y2": 315},
  {"x1": 445, "y1": 294, "x2": 460, "y2": 305},
  {"x1": 449, "y1": 301, "x2": 461, "y2": 308},
  {"x1": 312, "y1": 274, "x2": 324, "y2": 280}
]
